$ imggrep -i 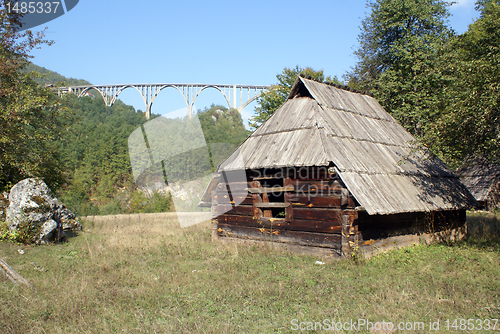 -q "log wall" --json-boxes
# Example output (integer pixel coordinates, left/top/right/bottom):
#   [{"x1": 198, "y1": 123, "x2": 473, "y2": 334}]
[{"x1": 212, "y1": 167, "x2": 358, "y2": 256}]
